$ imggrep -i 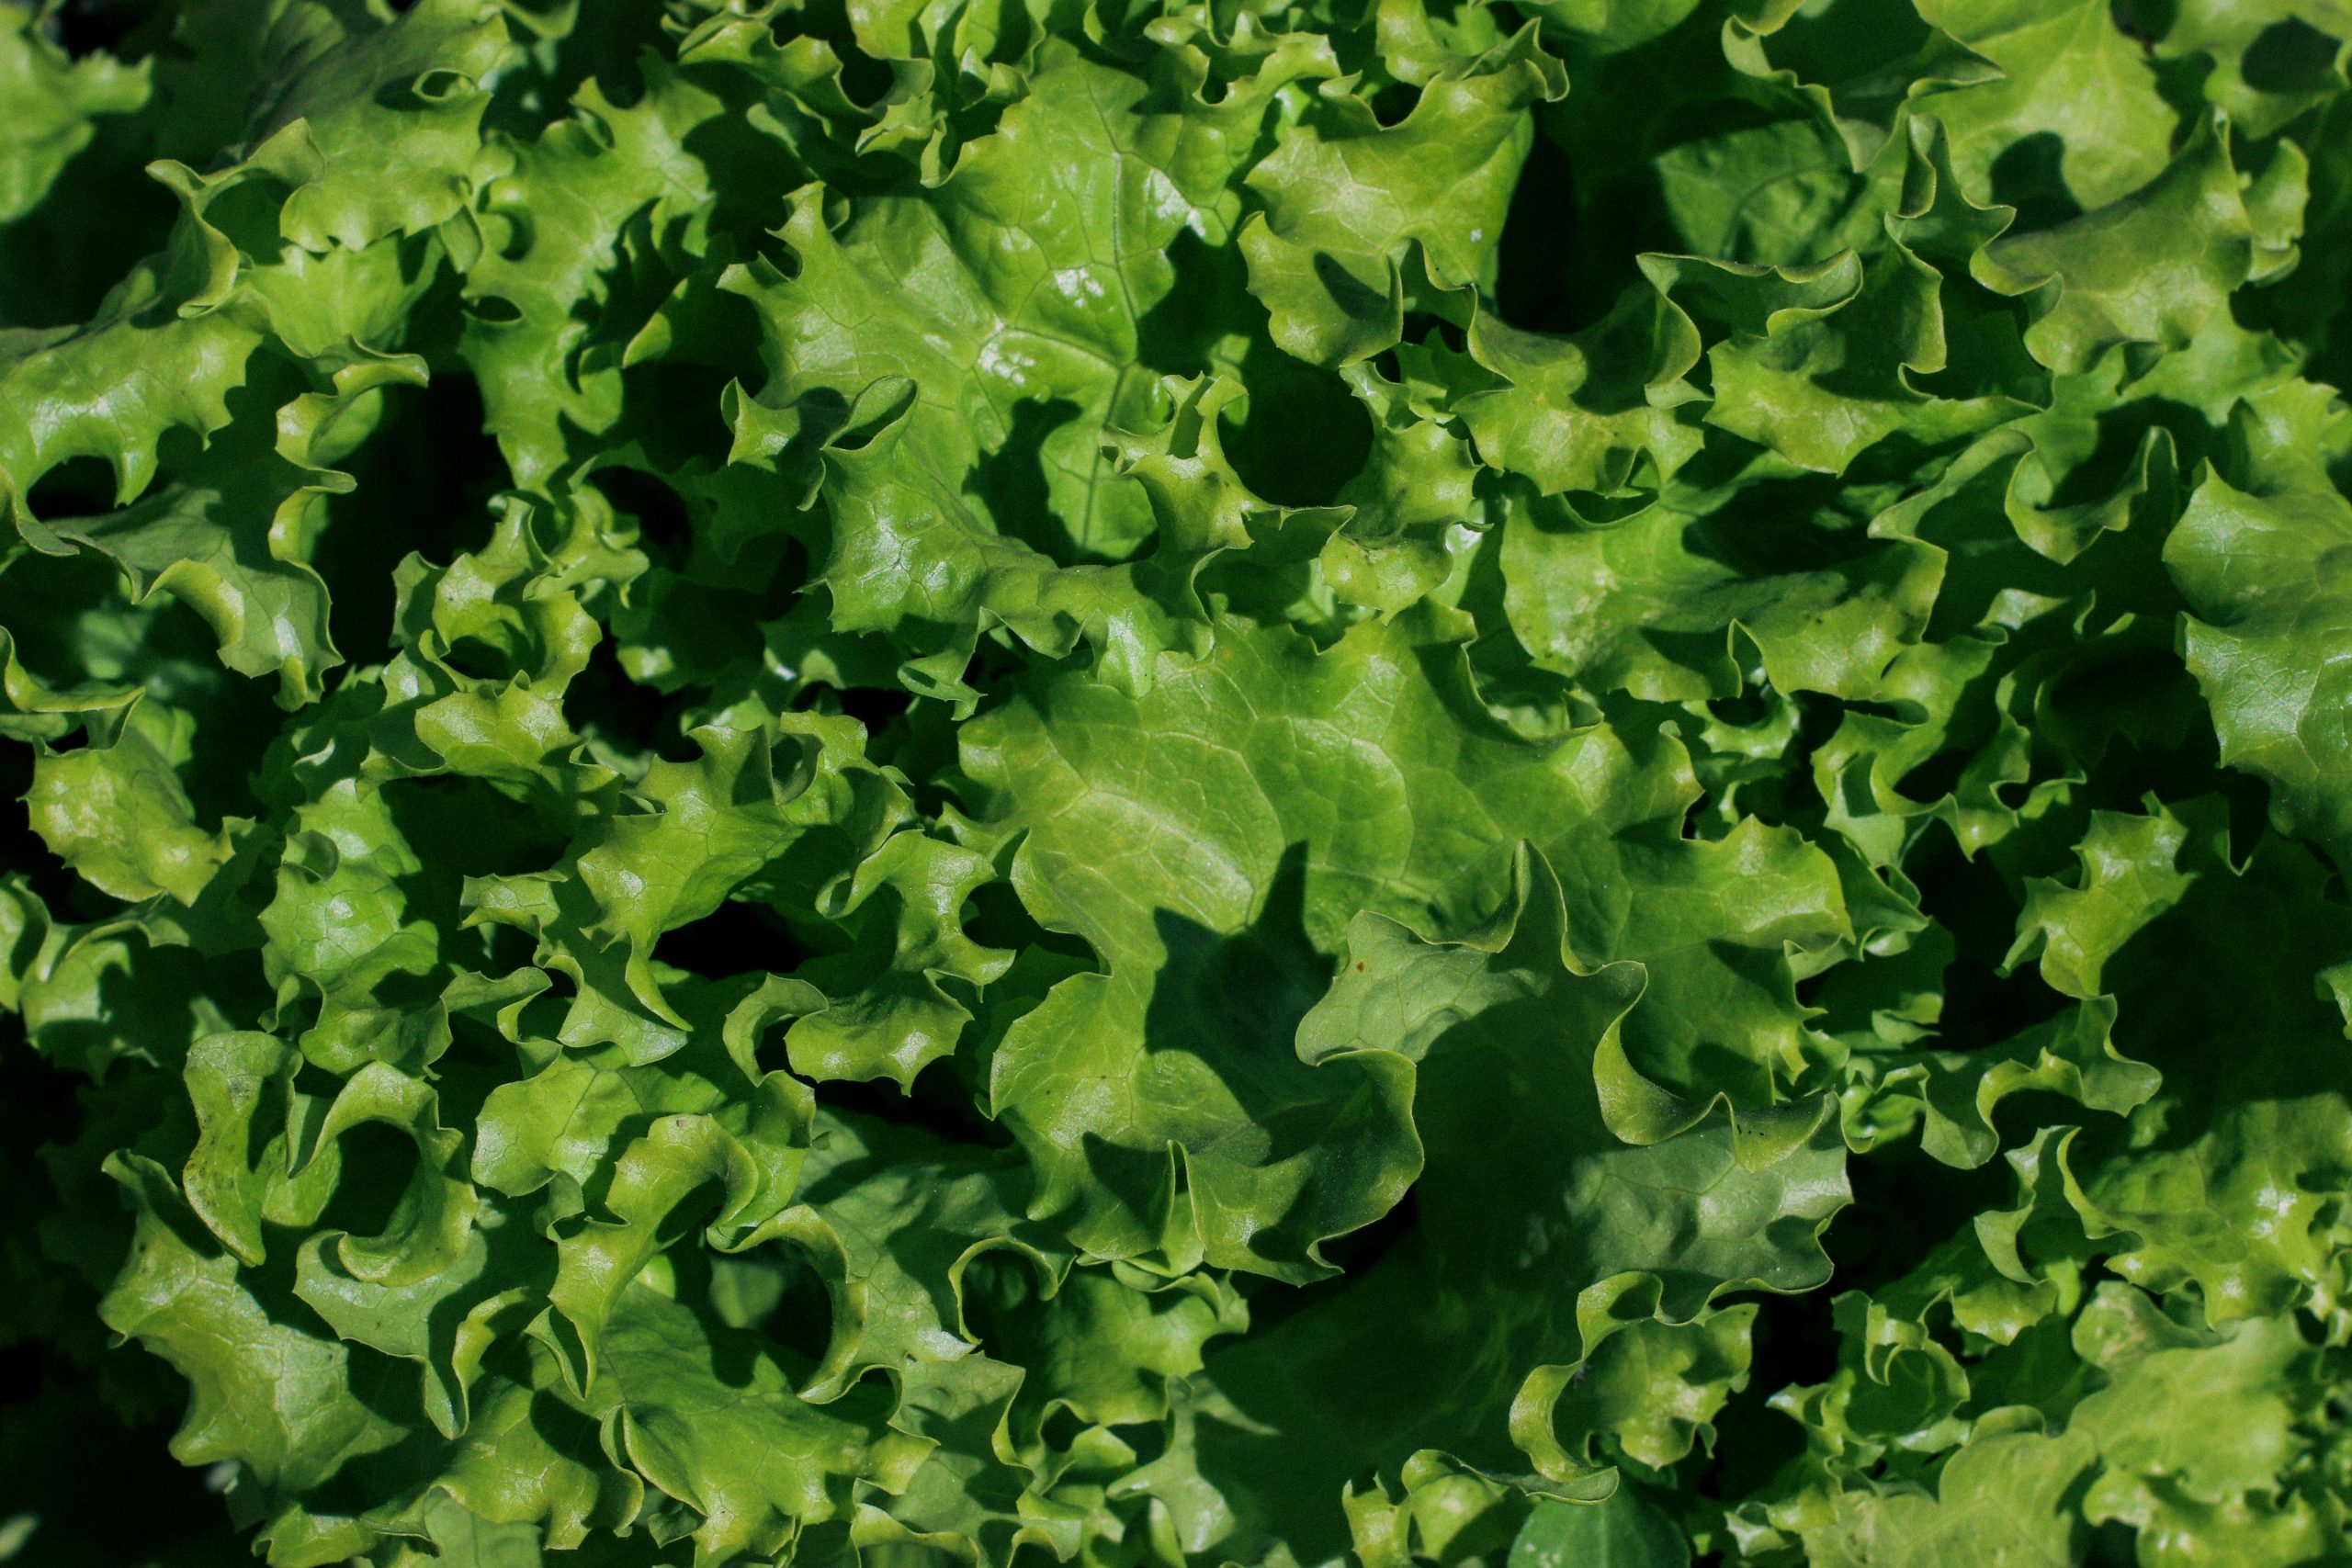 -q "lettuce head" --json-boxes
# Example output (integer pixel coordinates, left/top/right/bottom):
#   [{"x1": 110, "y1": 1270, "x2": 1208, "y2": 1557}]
[{"x1": 2, "y1": 0, "x2": 2351, "y2": 1564}]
